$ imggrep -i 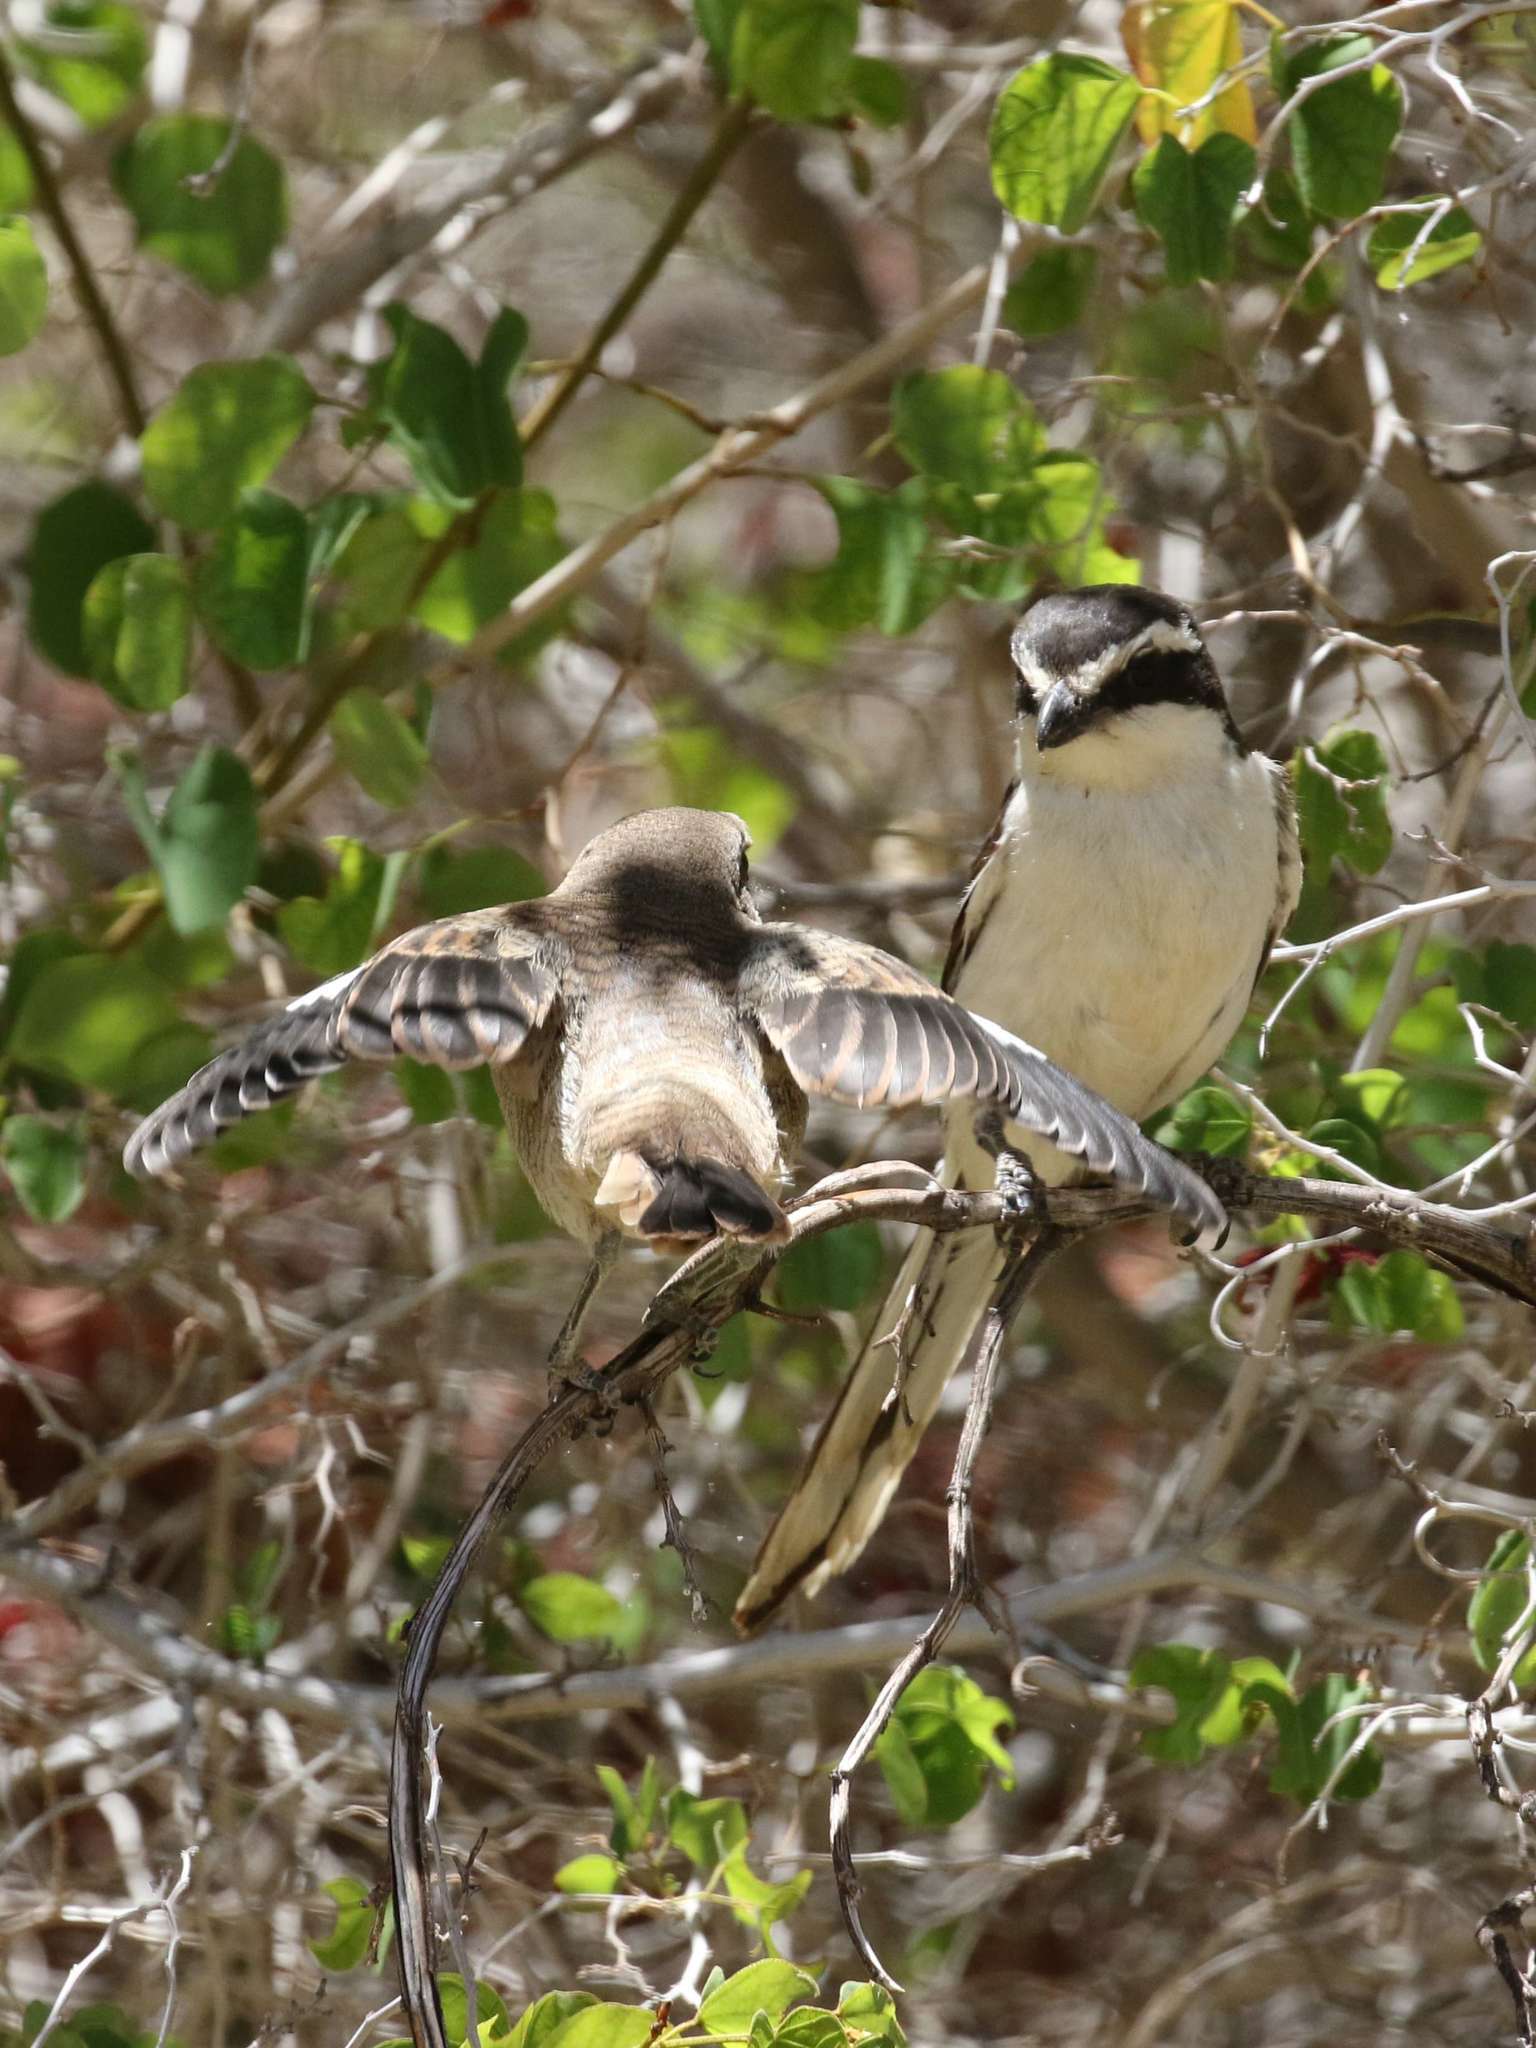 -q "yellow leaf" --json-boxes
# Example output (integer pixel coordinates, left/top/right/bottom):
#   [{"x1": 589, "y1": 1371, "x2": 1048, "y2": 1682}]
[{"x1": 1123, "y1": 1, "x2": 1257, "y2": 145}]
